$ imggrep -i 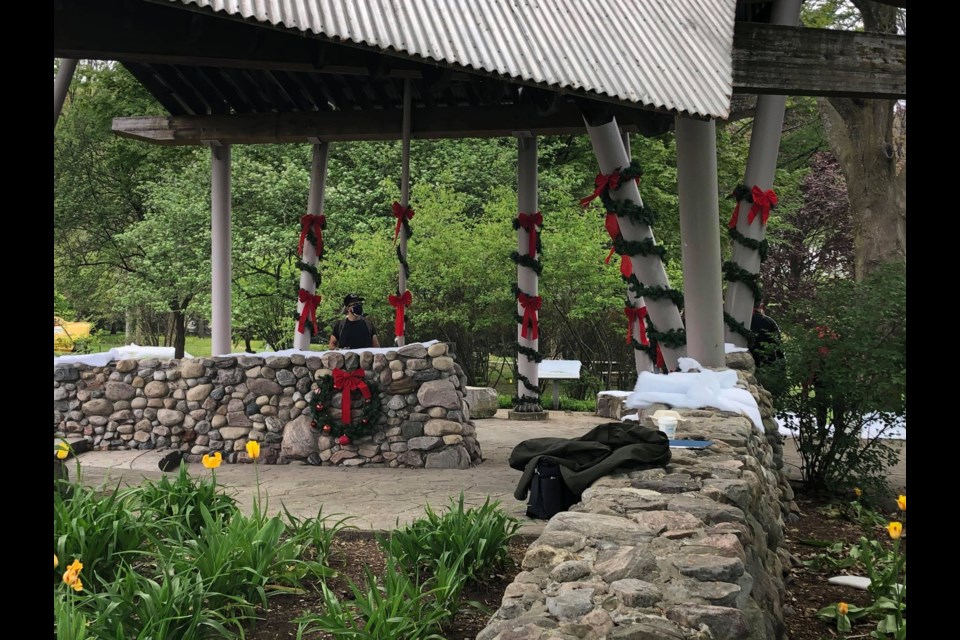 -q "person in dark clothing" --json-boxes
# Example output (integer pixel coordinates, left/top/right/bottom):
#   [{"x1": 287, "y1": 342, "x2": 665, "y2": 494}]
[
  {"x1": 329, "y1": 293, "x2": 379, "y2": 349},
  {"x1": 749, "y1": 303, "x2": 784, "y2": 367}
]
